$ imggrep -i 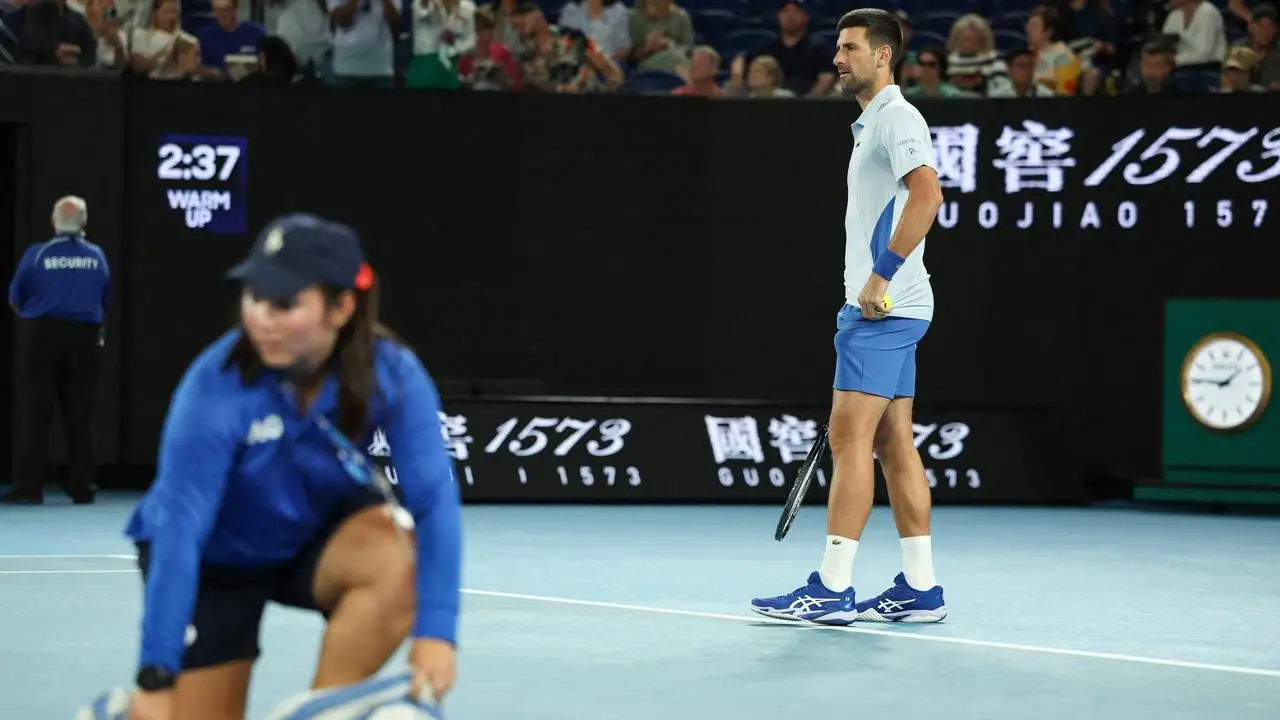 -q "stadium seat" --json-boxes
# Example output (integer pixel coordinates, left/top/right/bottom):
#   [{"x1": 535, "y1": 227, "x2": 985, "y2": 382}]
[
  {"x1": 989, "y1": 11, "x2": 1030, "y2": 32},
  {"x1": 897, "y1": 0, "x2": 980, "y2": 15},
  {"x1": 691, "y1": 9, "x2": 744, "y2": 46},
  {"x1": 914, "y1": 10, "x2": 963, "y2": 35},
  {"x1": 823, "y1": 0, "x2": 896, "y2": 19},
  {"x1": 719, "y1": 28, "x2": 778, "y2": 58},
  {"x1": 908, "y1": 29, "x2": 947, "y2": 51},
  {"x1": 1173, "y1": 69, "x2": 1222, "y2": 94},
  {"x1": 989, "y1": 0, "x2": 1041, "y2": 14},
  {"x1": 812, "y1": 28, "x2": 839, "y2": 50},
  {"x1": 687, "y1": 0, "x2": 751, "y2": 15},
  {"x1": 993, "y1": 29, "x2": 1025, "y2": 52},
  {"x1": 621, "y1": 70, "x2": 688, "y2": 94}
]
